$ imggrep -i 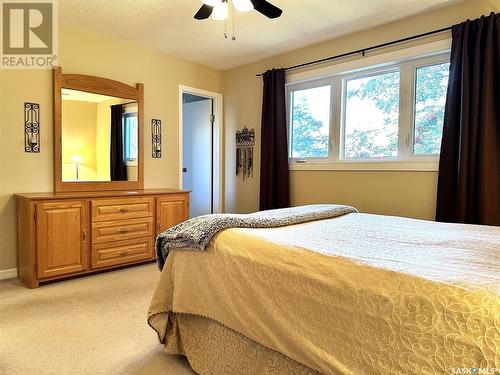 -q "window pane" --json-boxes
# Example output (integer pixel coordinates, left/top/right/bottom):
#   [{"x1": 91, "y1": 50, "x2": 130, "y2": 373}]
[
  {"x1": 343, "y1": 71, "x2": 400, "y2": 159},
  {"x1": 123, "y1": 114, "x2": 138, "y2": 161},
  {"x1": 290, "y1": 85, "x2": 330, "y2": 158},
  {"x1": 414, "y1": 62, "x2": 449, "y2": 154},
  {"x1": 128, "y1": 116, "x2": 138, "y2": 160}
]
